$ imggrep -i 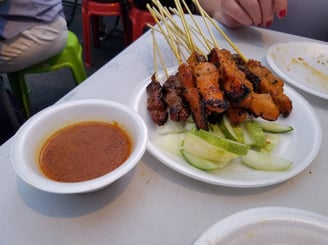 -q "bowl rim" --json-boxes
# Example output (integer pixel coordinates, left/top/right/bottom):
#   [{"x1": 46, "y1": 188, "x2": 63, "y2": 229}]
[{"x1": 10, "y1": 99, "x2": 148, "y2": 194}]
